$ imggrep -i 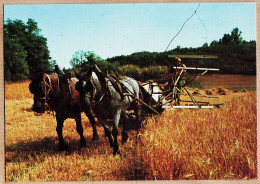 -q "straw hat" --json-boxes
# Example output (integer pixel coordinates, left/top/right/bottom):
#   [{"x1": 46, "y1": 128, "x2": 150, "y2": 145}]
[{"x1": 175, "y1": 57, "x2": 181, "y2": 62}]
